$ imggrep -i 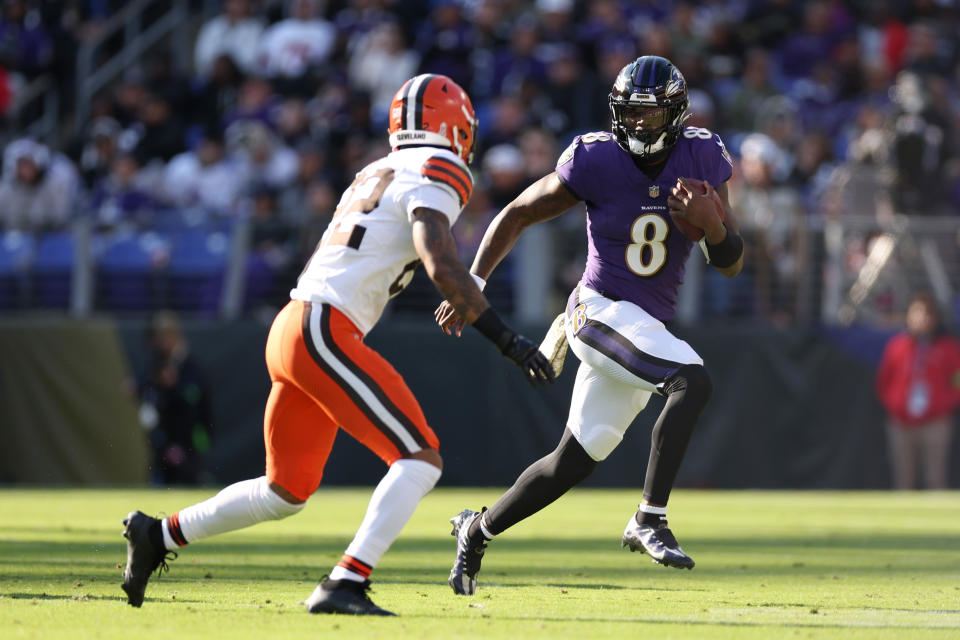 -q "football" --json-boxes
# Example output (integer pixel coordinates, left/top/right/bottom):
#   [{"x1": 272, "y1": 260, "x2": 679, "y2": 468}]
[
  {"x1": 670, "y1": 177, "x2": 725, "y2": 242},
  {"x1": 673, "y1": 211, "x2": 705, "y2": 242}
]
